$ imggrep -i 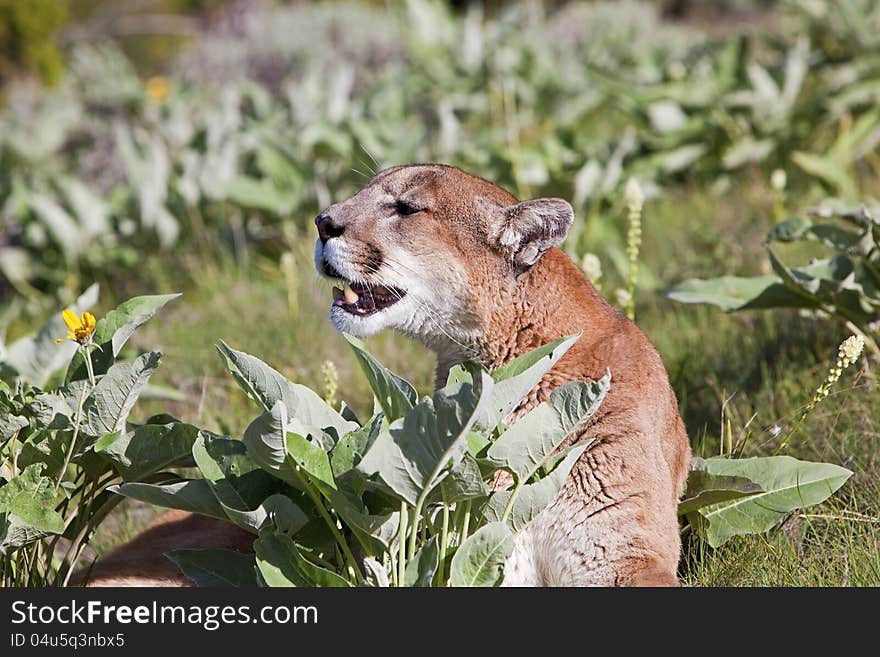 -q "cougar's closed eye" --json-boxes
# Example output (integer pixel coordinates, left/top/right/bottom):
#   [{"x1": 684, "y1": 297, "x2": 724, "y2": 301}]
[{"x1": 394, "y1": 199, "x2": 421, "y2": 216}]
